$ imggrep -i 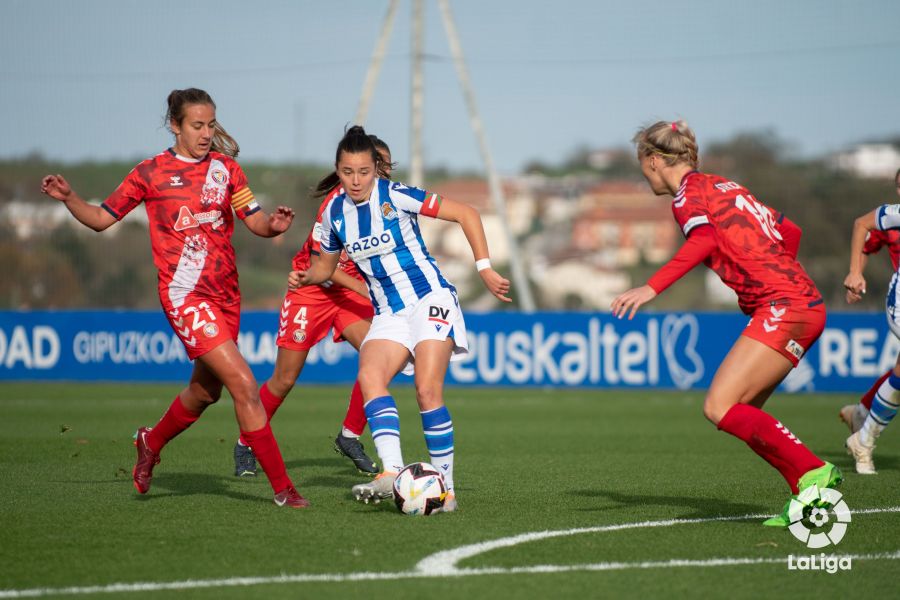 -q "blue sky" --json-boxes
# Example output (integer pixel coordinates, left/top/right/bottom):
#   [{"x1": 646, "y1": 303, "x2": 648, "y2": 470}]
[{"x1": 2, "y1": 0, "x2": 899, "y2": 173}]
